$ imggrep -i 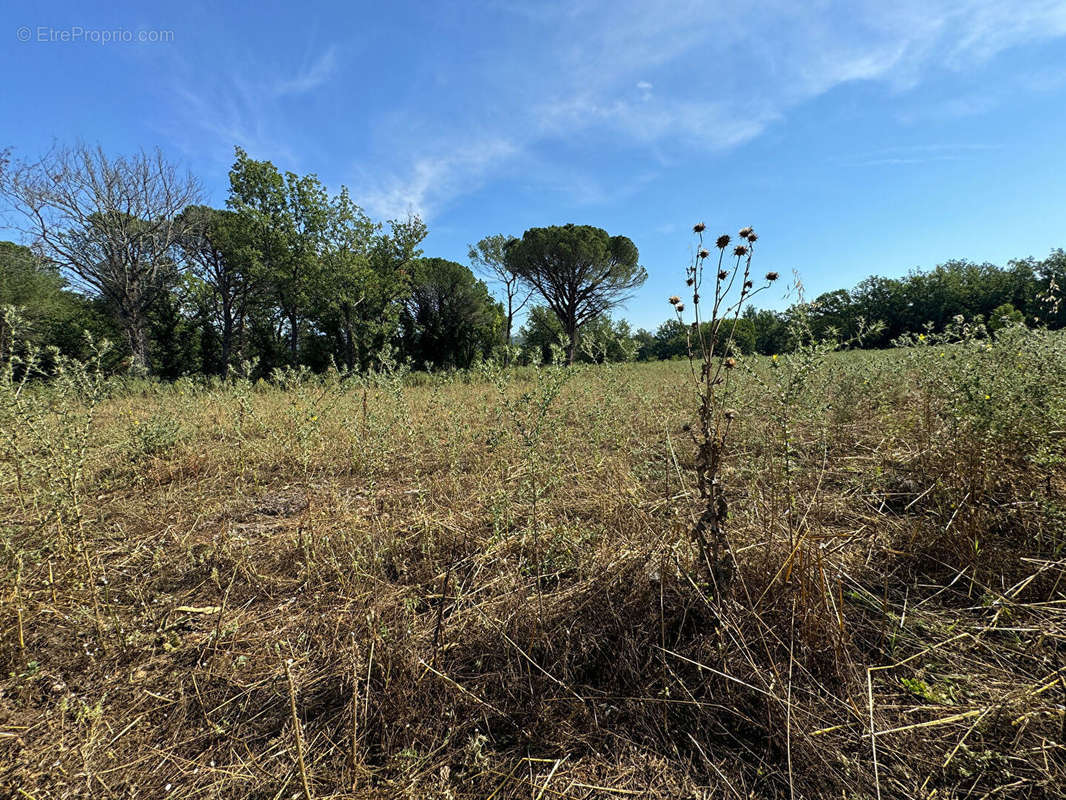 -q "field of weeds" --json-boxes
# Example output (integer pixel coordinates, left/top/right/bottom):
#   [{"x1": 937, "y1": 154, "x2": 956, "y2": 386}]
[{"x1": 2, "y1": 323, "x2": 1065, "y2": 799}]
